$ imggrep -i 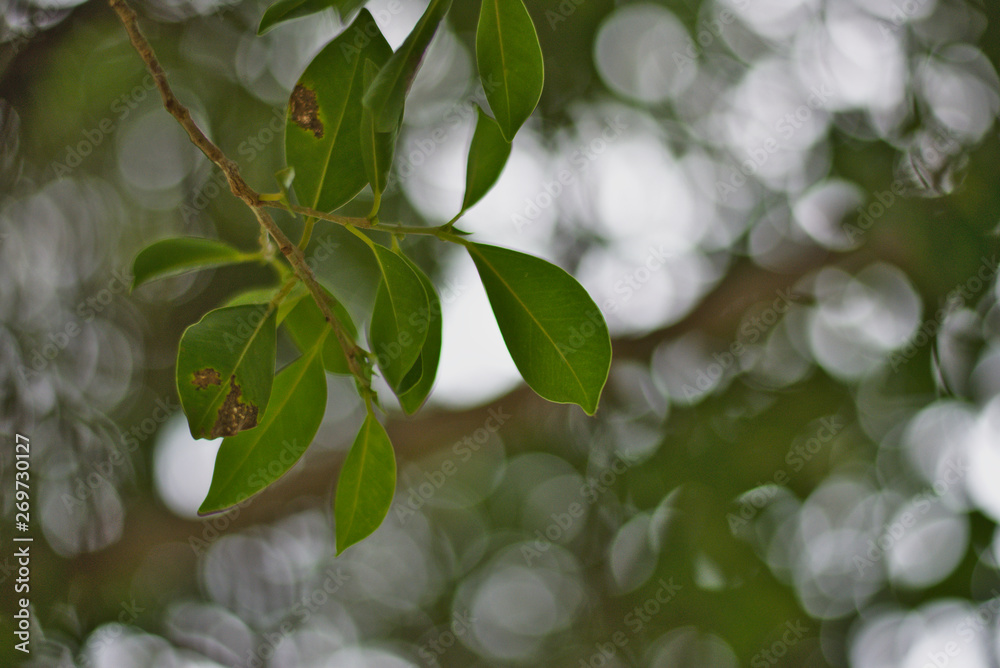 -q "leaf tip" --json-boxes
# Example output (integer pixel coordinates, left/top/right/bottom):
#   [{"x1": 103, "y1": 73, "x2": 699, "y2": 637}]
[{"x1": 197, "y1": 497, "x2": 221, "y2": 516}]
